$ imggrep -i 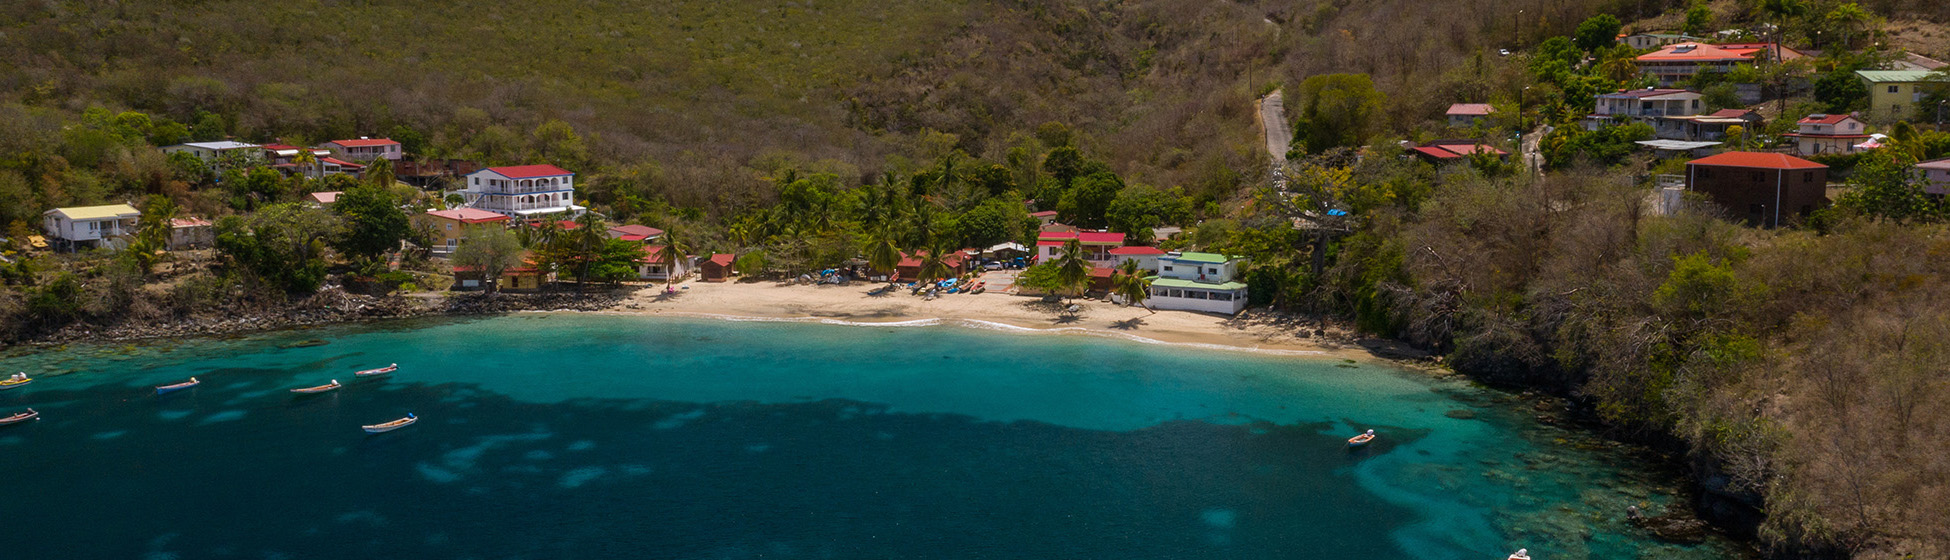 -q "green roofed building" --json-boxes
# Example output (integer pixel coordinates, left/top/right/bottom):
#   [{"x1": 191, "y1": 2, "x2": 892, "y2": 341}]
[
  {"x1": 1146, "y1": 252, "x2": 1249, "y2": 315},
  {"x1": 1856, "y1": 70, "x2": 1949, "y2": 122}
]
